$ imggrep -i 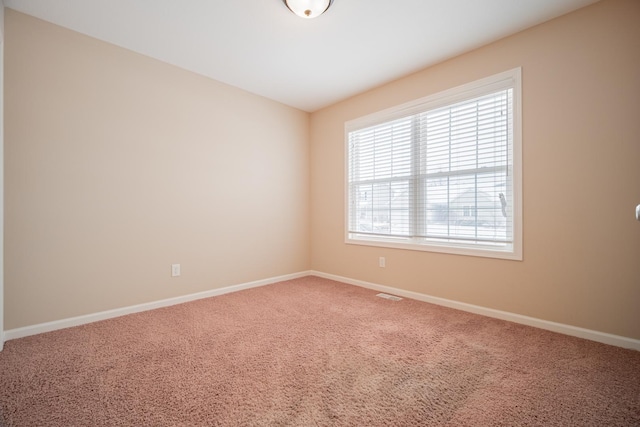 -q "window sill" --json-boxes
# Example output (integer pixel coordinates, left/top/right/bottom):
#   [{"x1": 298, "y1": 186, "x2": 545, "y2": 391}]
[{"x1": 346, "y1": 234, "x2": 522, "y2": 261}]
